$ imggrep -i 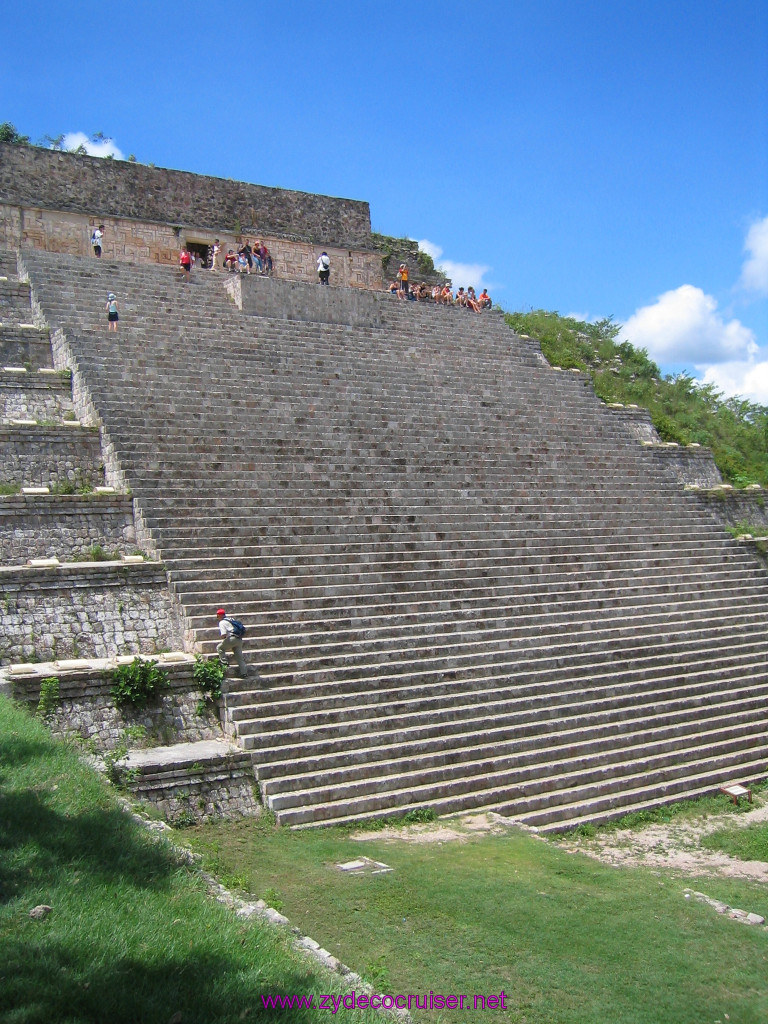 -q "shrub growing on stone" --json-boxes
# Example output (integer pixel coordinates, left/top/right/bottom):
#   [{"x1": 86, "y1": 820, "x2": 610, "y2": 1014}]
[
  {"x1": 35, "y1": 676, "x2": 60, "y2": 720},
  {"x1": 193, "y1": 655, "x2": 224, "y2": 708},
  {"x1": 110, "y1": 657, "x2": 168, "y2": 710}
]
